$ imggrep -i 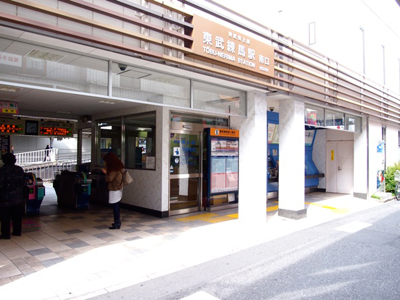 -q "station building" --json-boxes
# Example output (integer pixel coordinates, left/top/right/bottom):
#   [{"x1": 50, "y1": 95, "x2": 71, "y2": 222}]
[{"x1": 0, "y1": 0, "x2": 399, "y2": 222}]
